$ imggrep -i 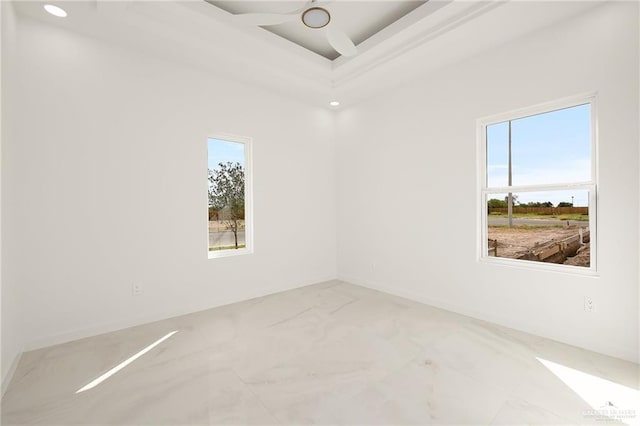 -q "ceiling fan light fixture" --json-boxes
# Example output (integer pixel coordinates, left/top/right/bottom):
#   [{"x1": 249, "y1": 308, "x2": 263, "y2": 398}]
[{"x1": 302, "y1": 7, "x2": 330, "y2": 29}]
